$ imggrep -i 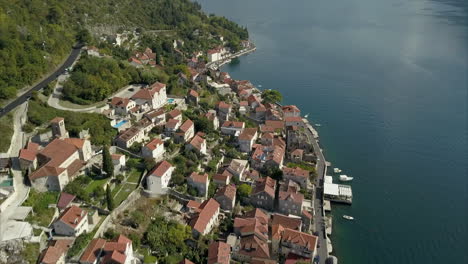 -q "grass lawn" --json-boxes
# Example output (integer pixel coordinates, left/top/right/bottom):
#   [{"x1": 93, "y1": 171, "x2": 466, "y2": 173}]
[
  {"x1": 23, "y1": 190, "x2": 59, "y2": 227},
  {"x1": 200, "y1": 91, "x2": 220, "y2": 108},
  {"x1": 23, "y1": 243, "x2": 40, "y2": 264},
  {"x1": 114, "y1": 183, "x2": 136, "y2": 206},
  {"x1": 0, "y1": 113, "x2": 14, "y2": 152},
  {"x1": 127, "y1": 168, "x2": 143, "y2": 184},
  {"x1": 58, "y1": 99, "x2": 106, "y2": 109},
  {"x1": 84, "y1": 178, "x2": 109, "y2": 194}
]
